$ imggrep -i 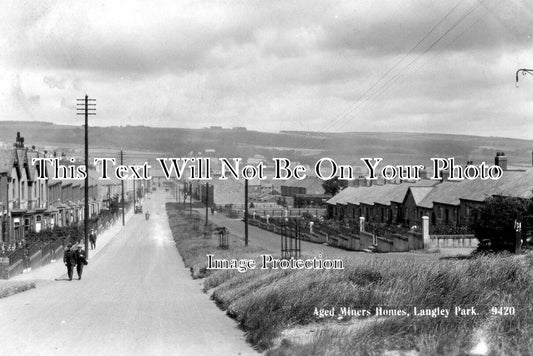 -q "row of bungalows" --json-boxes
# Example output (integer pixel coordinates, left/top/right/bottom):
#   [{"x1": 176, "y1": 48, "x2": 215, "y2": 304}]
[
  {"x1": 327, "y1": 180, "x2": 438, "y2": 226},
  {"x1": 403, "y1": 168, "x2": 533, "y2": 229},
  {"x1": 327, "y1": 167, "x2": 533, "y2": 231},
  {"x1": 0, "y1": 133, "x2": 114, "y2": 246}
]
